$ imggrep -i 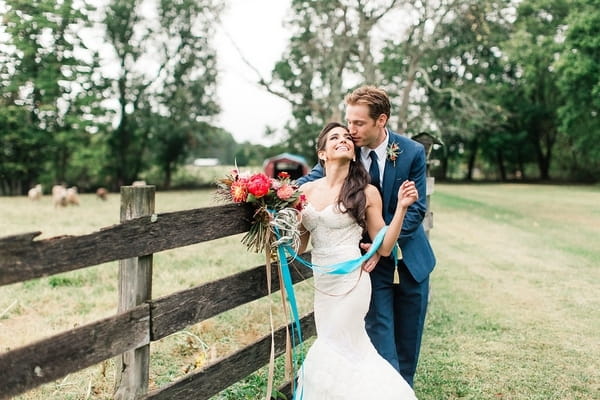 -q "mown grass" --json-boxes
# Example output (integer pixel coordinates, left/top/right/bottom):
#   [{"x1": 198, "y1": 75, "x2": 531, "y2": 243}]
[
  {"x1": 0, "y1": 182, "x2": 598, "y2": 399},
  {"x1": 417, "y1": 183, "x2": 599, "y2": 400}
]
